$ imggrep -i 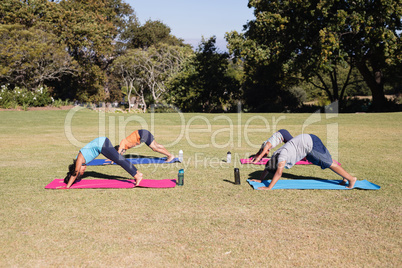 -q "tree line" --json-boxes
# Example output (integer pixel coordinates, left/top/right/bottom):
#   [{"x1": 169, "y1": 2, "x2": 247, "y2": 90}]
[{"x1": 0, "y1": 0, "x2": 401, "y2": 112}]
